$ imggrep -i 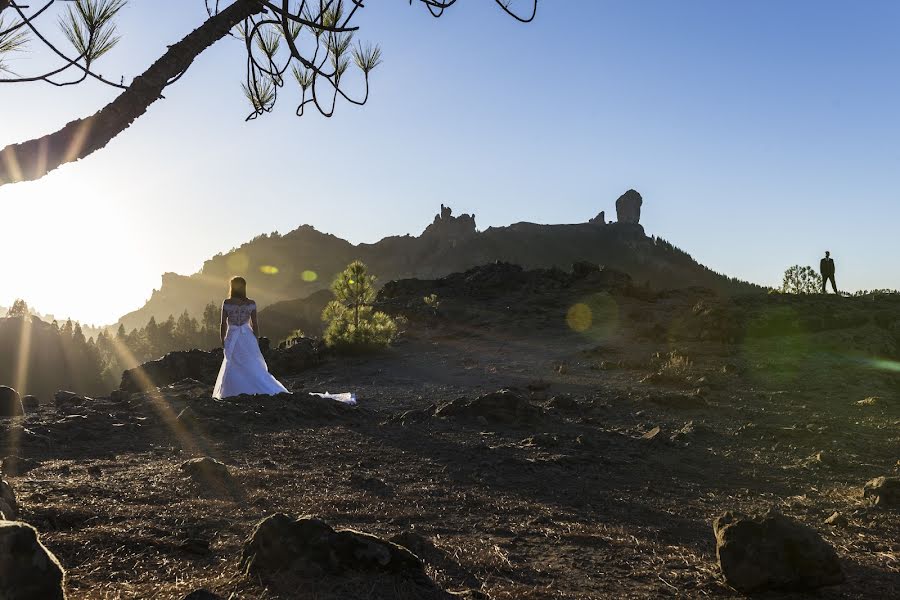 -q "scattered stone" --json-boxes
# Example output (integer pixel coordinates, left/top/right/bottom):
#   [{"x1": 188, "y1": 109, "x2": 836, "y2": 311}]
[
  {"x1": 240, "y1": 513, "x2": 425, "y2": 579},
  {"x1": 669, "y1": 421, "x2": 712, "y2": 444},
  {"x1": 180, "y1": 537, "x2": 211, "y2": 556},
  {"x1": 0, "y1": 521, "x2": 66, "y2": 599},
  {"x1": 349, "y1": 474, "x2": 393, "y2": 497},
  {"x1": 21, "y1": 395, "x2": 39, "y2": 413},
  {"x1": 547, "y1": 395, "x2": 579, "y2": 411},
  {"x1": 824, "y1": 512, "x2": 847, "y2": 526},
  {"x1": 856, "y1": 396, "x2": 880, "y2": 407},
  {"x1": 180, "y1": 457, "x2": 234, "y2": 492},
  {"x1": 2, "y1": 455, "x2": 40, "y2": 477},
  {"x1": 435, "y1": 390, "x2": 543, "y2": 425},
  {"x1": 641, "y1": 426, "x2": 663, "y2": 441},
  {"x1": 1, "y1": 478, "x2": 17, "y2": 520},
  {"x1": 0, "y1": 386, "x2": 24, "y2": 417},
  {"x1": 713, "y1": 510, "x2": 844, "y2": 592},
  {"x1": 863, "y1": 476, "x2": 900, "y2": 508}
]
